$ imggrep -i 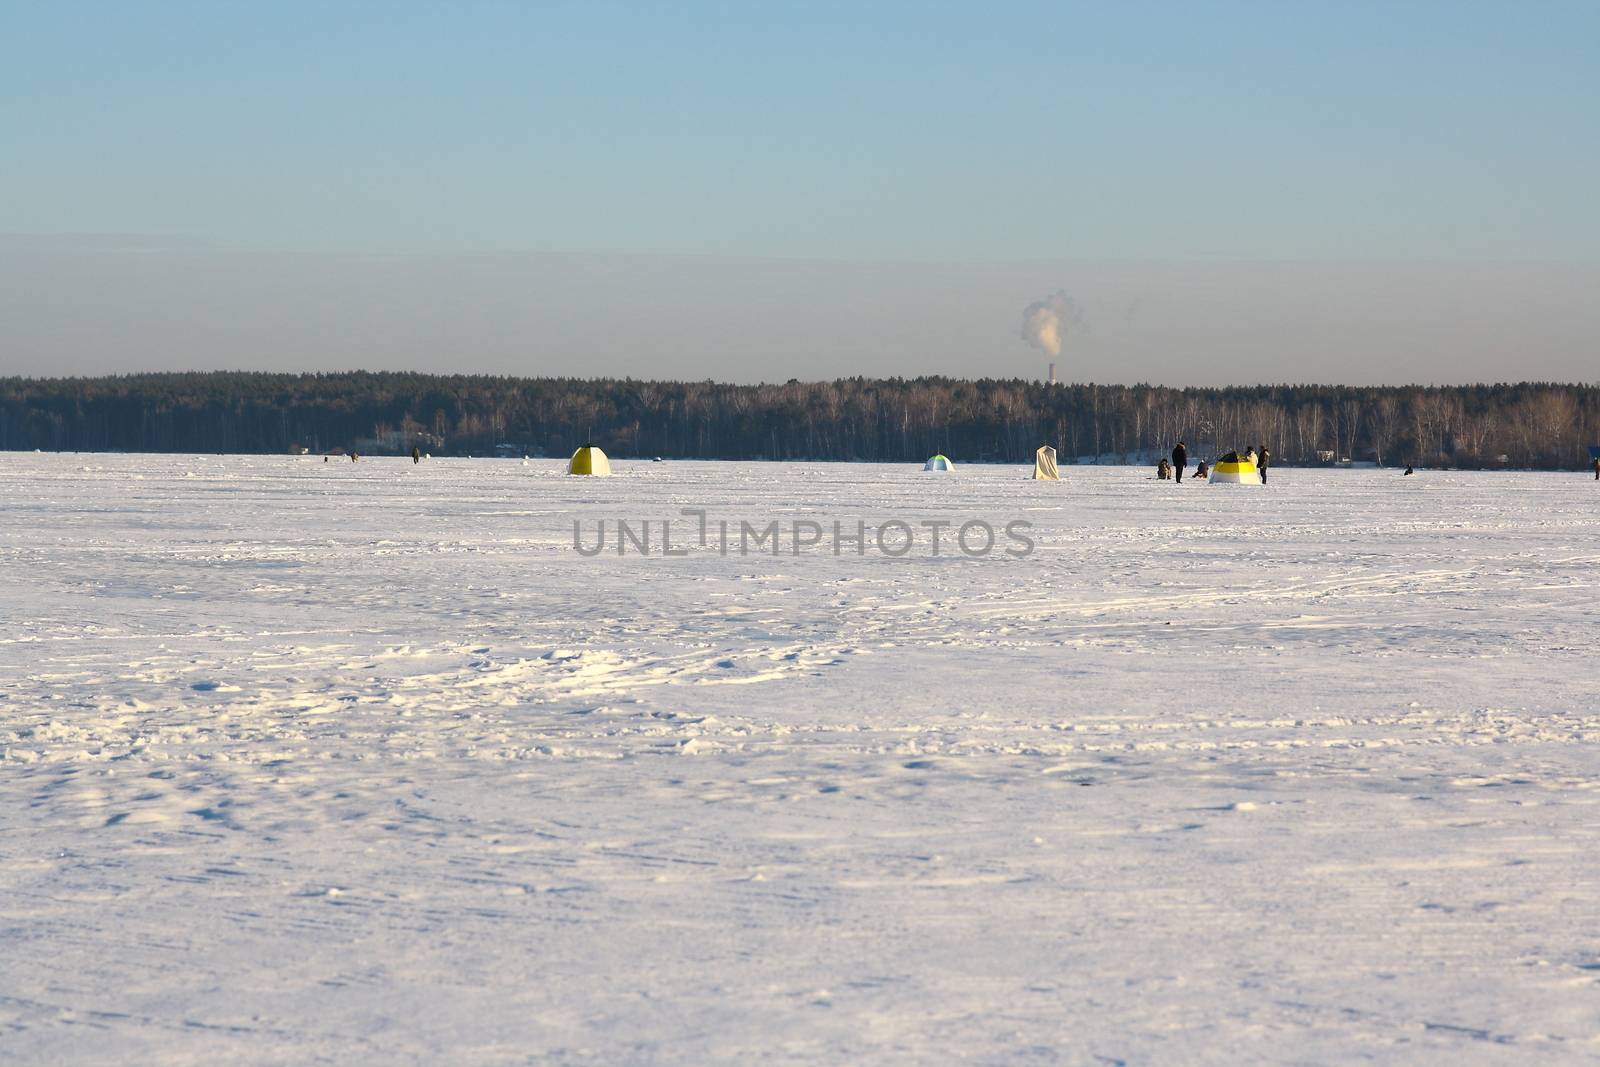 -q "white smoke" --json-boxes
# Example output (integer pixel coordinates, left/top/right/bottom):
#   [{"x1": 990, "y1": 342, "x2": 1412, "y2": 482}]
[{"x1": 1020, "y1": 290, "x2": 1082, "y2": 358}]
